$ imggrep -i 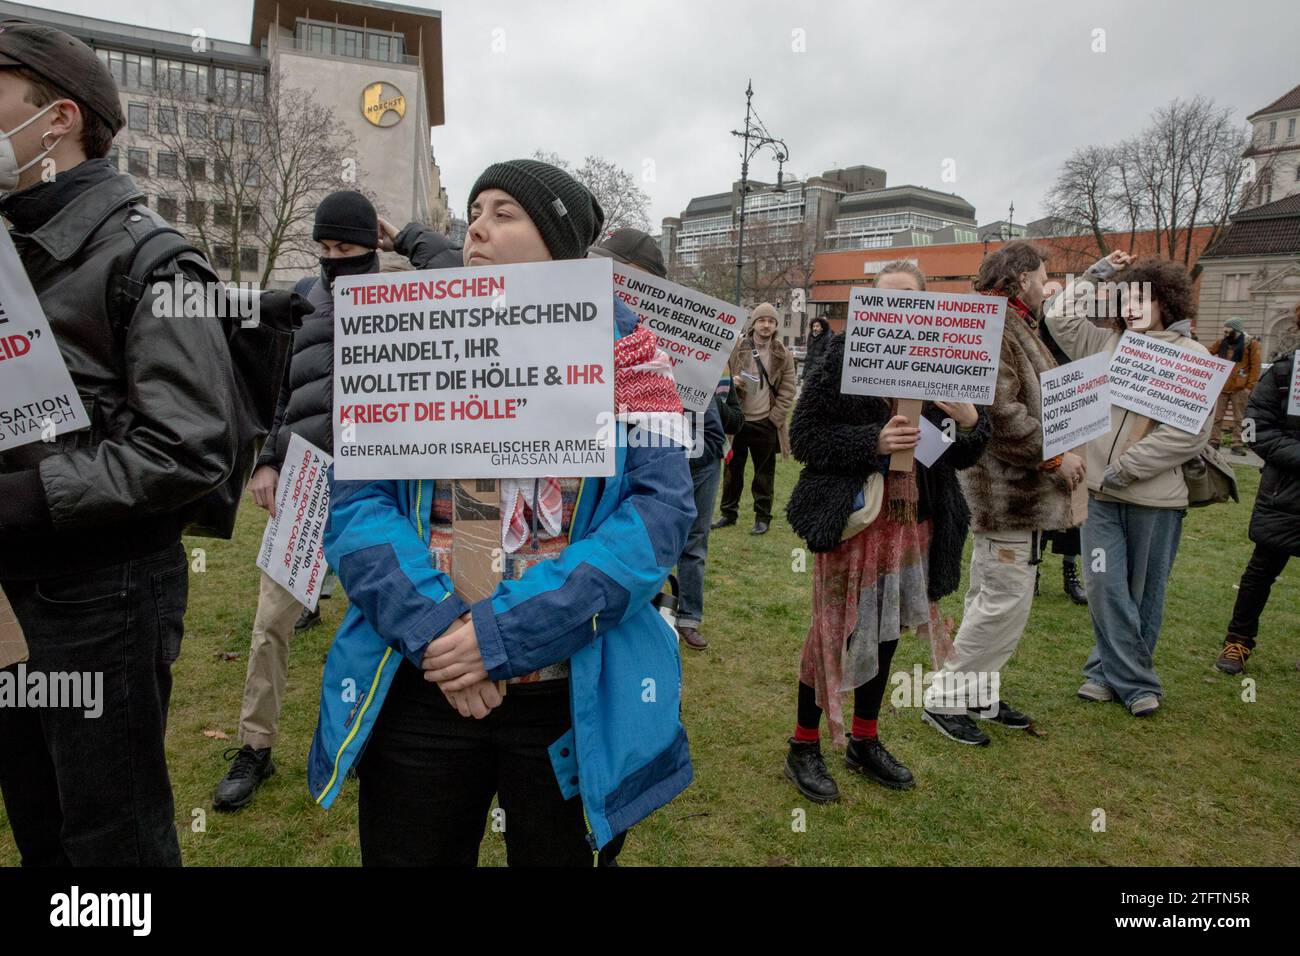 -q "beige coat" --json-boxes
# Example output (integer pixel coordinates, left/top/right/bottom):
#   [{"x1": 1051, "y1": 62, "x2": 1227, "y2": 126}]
[
  {"x1": 1044, "y1": 260, "x2": 1212, "y2": 510},
  {"x1": 728, "y1": 333, "x2": 796, "y2": 457}
]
